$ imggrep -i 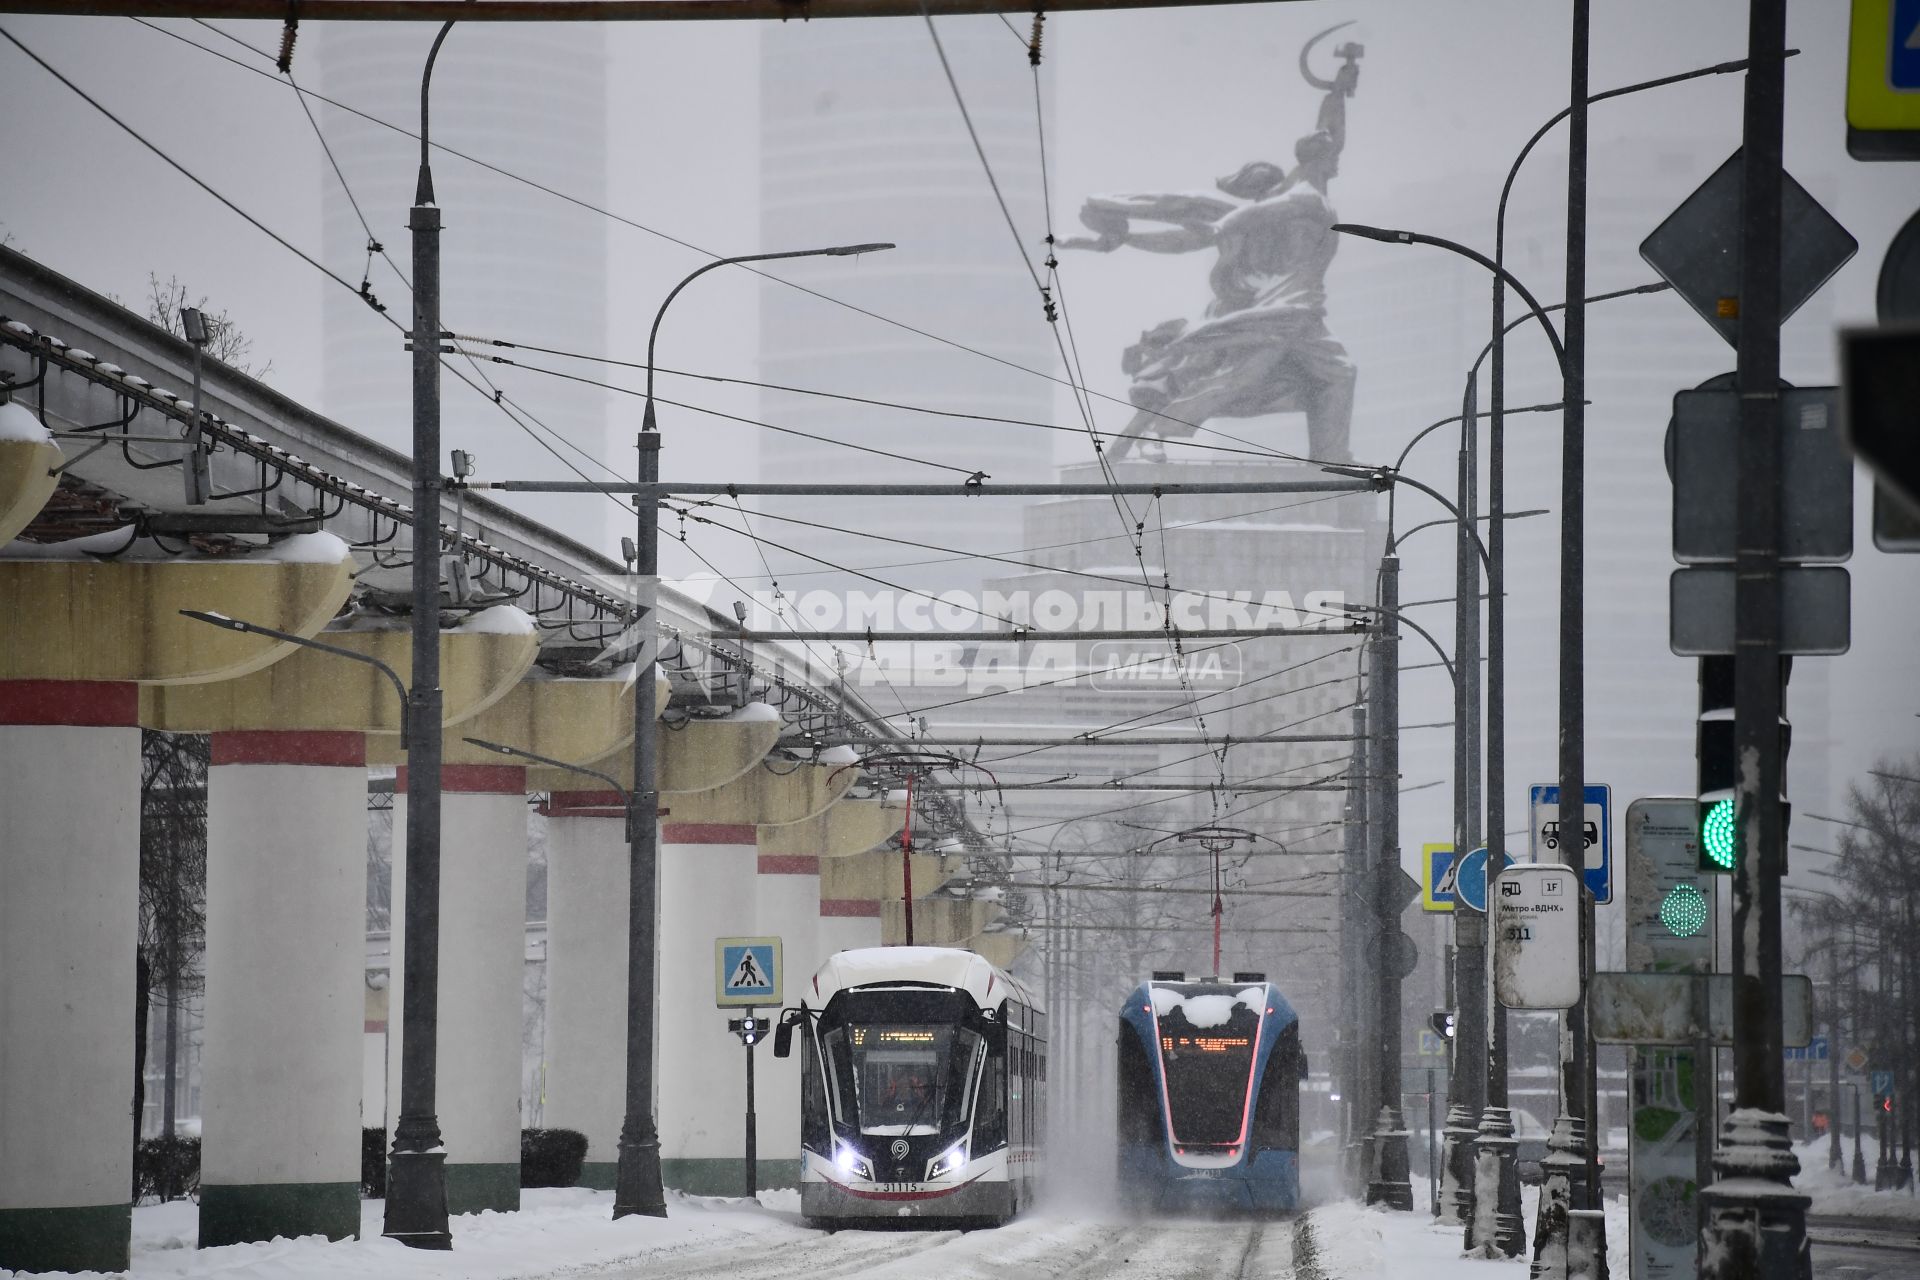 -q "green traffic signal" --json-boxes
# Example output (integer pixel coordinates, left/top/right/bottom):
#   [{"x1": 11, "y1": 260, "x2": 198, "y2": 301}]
[
  {"x1": 1701, "y1": 797, "x2": 1737, "y2": 871},
  {"x1": 1659, "y1": 883, "x2": 1710, "y2": 937}
]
